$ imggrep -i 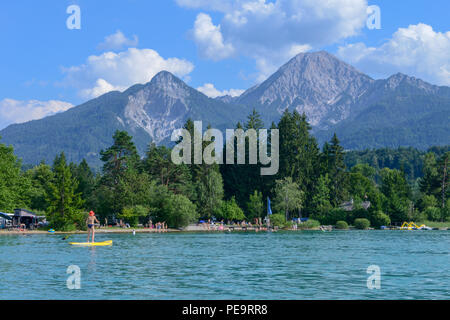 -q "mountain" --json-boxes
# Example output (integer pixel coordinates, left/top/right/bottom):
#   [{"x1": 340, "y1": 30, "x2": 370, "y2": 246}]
[
  {"x1": 0, "y1": 71, "x2": 247, "y2": 168},
  {"x1": 1, "y1": 51, "x2": 449, "y2": 167},
  {"x1": 237, "y1": 51, "x2": 374, "y2": 129},
  {"x1": 315, "y1": 73, "x2": 450, "y2": 149},
  {"x1": 237, "y1": 51, "x2": 450, "y2": 149}
]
